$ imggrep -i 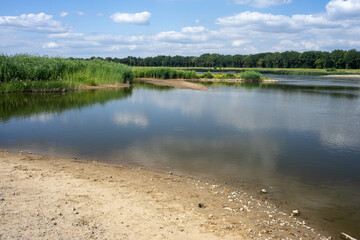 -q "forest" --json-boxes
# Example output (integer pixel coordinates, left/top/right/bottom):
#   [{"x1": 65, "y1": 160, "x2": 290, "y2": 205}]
[{"x1": 84, "y1": 49, "x2": 360, "y2": 69}]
